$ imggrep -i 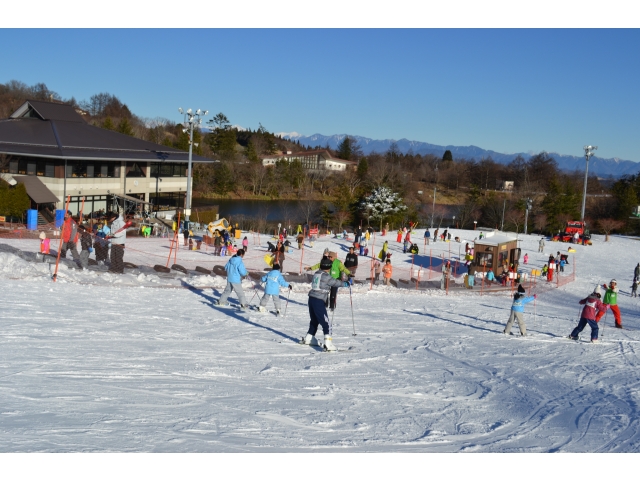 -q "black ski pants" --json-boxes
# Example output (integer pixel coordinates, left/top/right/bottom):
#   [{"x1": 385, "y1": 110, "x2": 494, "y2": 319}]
[{"x1": 308, "y1": 296, "x2": 331, "y2": 336}]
